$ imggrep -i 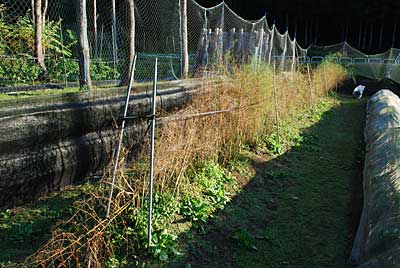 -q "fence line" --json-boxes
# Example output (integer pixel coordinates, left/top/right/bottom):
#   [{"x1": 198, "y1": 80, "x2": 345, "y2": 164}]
[{"x1": 1, "y1": 1, "x2": 400, "y2": 92}]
